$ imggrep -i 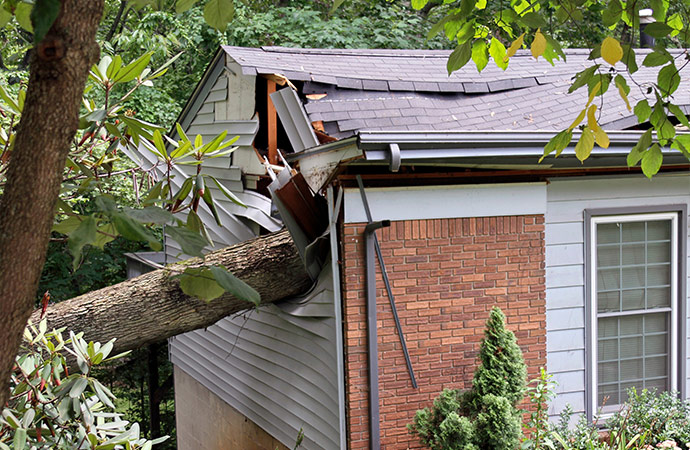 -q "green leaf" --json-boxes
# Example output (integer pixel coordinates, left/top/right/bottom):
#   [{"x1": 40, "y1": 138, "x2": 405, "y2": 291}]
[
  {"x1": 627, "y1": 129, "x2": 652, "y2": 167},
  {"x1": 15, "y1": 3, "x2": 33, "y2": 32},
  {"x1": 489, "y1": 37, "x2": 507, "y2": 70},
  {"x1": 186, "y1": 209, "x2": 213, "y2": 245},
  {"x1": 471, "y1": 40, "x2": 488, "y2": 72},
  {"x1": 411, "y1": 0, "x2": 428, "y2": 9},
  {"x1": 178, "y1": 267, "x2": 225, "y2": 302},
  {"x1": 672, "y1": 135, "x2": 690, "y2": 160},
  {"x1": 201, "y1": 185, "x2": 221, "y2": 226},
  {"x1": 111, "y1": 213, "x2": 162, "y2": 251},
  {"x1": 113, "y1": 52, "x2": 152, "y2": 84},
  {"x1": 207, "y1": 175, "x2": 246, "y2": 207},
  {"x1": 518, "y1": 12, "x2": 545, "y2": 28},
  {"x1": 0, "y1": 8, "x2": 12, "y2": 28},
  {"x1": 574, "y1": 127, "x2": 595, "y2": 162},
  {"x1": 93, "y1": 223, "x2": 117, "y2": 249},
  {"x1": 540, "y1": 129, "x2": 572, "y2": 161},
  {"x1": 642, "y1": 22, "x2": 672, "y2": 38},
  {"x1": 69, "y1": 376, "x2": 88, "y2": 398},
  {"x1": 166, "y1": 226, "x2": 207, "y2": 257},
  {"x1": 31, "y1": 0, "x2": 60, "y2": 43},
  {"x1": 641, "y1": 143, "x2": 663, "y2": 178},
  {"x1": 0, "y1": 84, "x2": 20, "y2": 114},
  {"x1": 175, "y1": 0, "x2": 197, "y2": 13},
  {"x1": 68, "y1": 216, "x2": 98, "y2": 269},
  {"x1": 210, "y1": 266, "x2": 261, "y2": 306},
  {"x1": 53, "y1": 216, "x2": 82, "y2": 235},
  {"x1": 634, "y1": 100, "x2": 652, "y2": 123},
  {"x1": 668, "y1": 103, "x2": 690, "y2": 129},
  {"x1": 621, "y1": 45, "x2": 638, "y2": 74},
  {"x1": 568, "y1": 65, "x2": 599, "y2": 94},
  {"x1": 658, "y1": 63, "x2": 680, "y2": 97},
  {"x1": 203, "y1": 0, "x2": 235, "y2": 32},
  {"x1": 106, "y1": 55, "x2": 123, "y2": 80},
  {"x1": 12, "y1": 428, "x2": 27, "y2": 449},
  {"x1": 642, "y1": 50, "x2": 672, "y2": 67},
  {"x1": 447, "y1": 41, "x2": 471, "y2": 74},
  {"x1": 602, "y1": 0, "x2": 622, "y2": 27},
  {"x1": 124, "y1": 206, "x2": 174, "y2": 225}
]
